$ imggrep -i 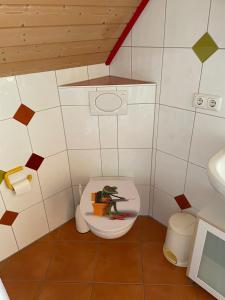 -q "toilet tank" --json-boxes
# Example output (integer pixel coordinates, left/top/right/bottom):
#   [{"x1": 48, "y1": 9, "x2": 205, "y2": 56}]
[{"x1": 89, "y1": 90, "x2": 128, "y2": 116}]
